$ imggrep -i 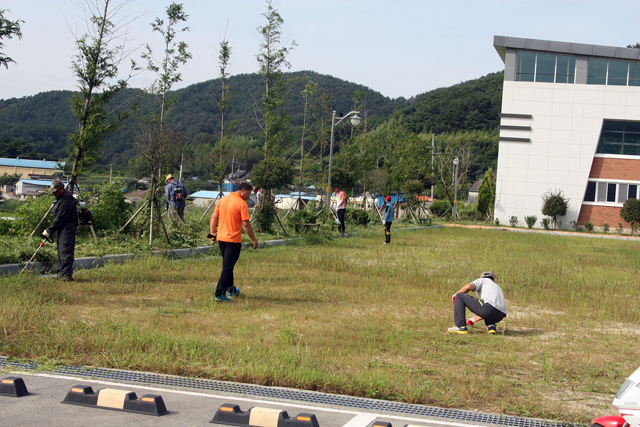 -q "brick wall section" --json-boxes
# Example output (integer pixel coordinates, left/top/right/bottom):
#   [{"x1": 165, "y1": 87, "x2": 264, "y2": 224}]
[
  {"x1": 589, "y1": 157, "x2": 640, "y2": 180},
  {"x1": 578, "y1": 157, "x2": 640, "y2": 227},
  {"x1": 577, "y1": 205, "x2": 631, "y2": 228}
]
